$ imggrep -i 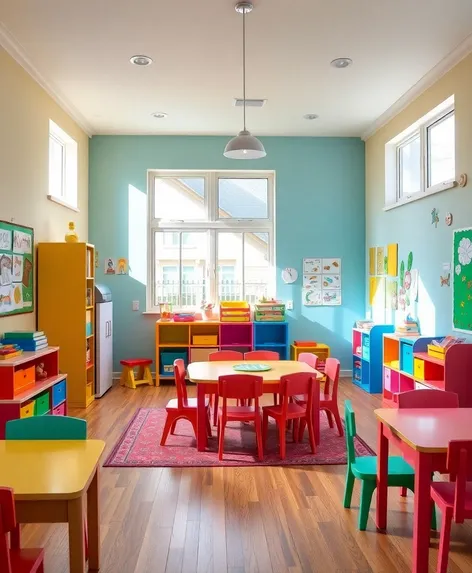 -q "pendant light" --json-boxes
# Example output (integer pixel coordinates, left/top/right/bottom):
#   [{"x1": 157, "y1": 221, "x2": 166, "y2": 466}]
[{"x1": 224, "y1": 2, "x2": 266, "y2": 159}]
